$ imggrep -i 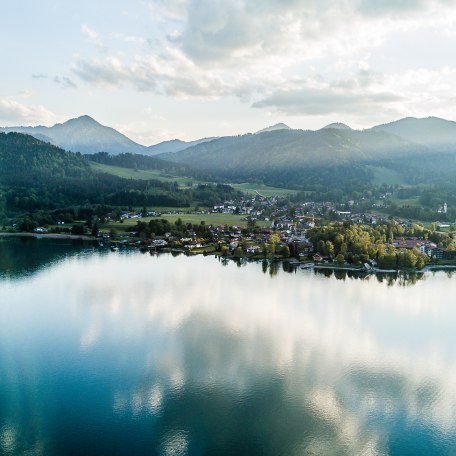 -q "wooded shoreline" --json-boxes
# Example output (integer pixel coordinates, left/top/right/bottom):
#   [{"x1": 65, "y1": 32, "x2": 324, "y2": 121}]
[{"x1": 3, "y1": 231, "x2": 456, "y2": 275}]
